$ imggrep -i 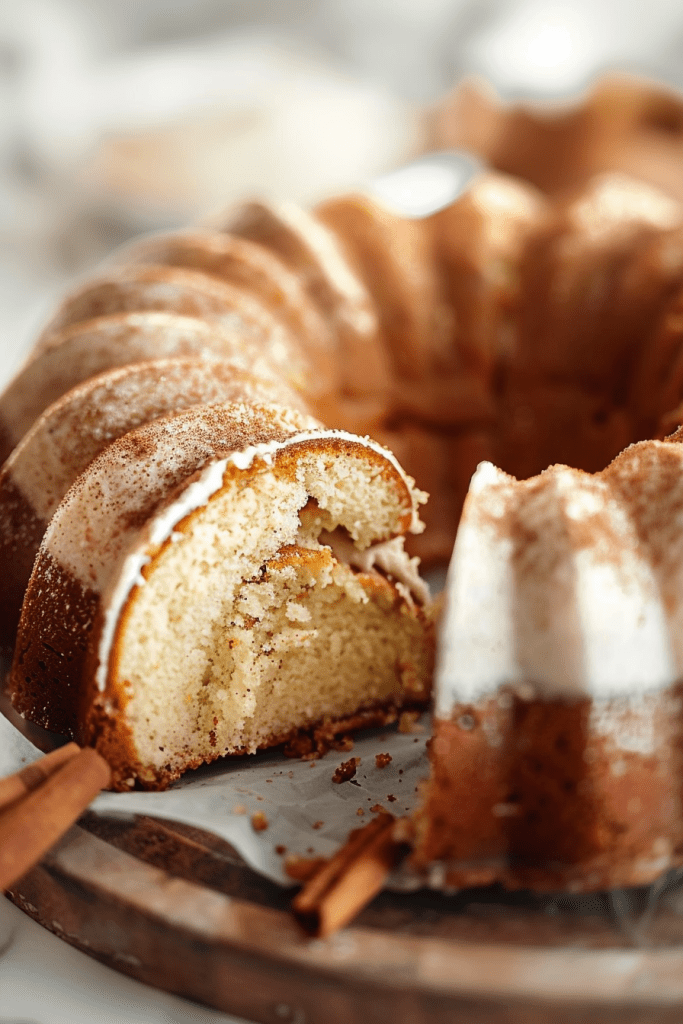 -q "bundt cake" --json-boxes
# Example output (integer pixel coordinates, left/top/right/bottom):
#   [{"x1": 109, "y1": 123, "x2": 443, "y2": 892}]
[
  {"x1": 7, "y1": 78, "x2": 683, "y2": 894},
  {"x1": 0, "y1": 309, "x2": 308, "y2": 464}
]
